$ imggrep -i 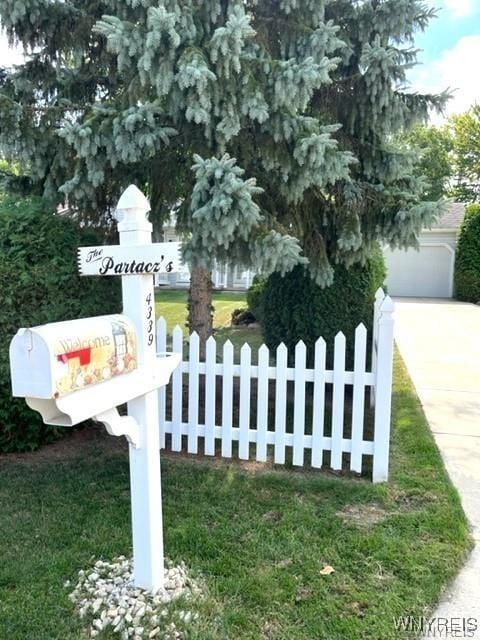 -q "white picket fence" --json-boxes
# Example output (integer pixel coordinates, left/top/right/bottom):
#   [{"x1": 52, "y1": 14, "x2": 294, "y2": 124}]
[{"x1": 156, "y1": 289, "x2": 394, "y2": 483}]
